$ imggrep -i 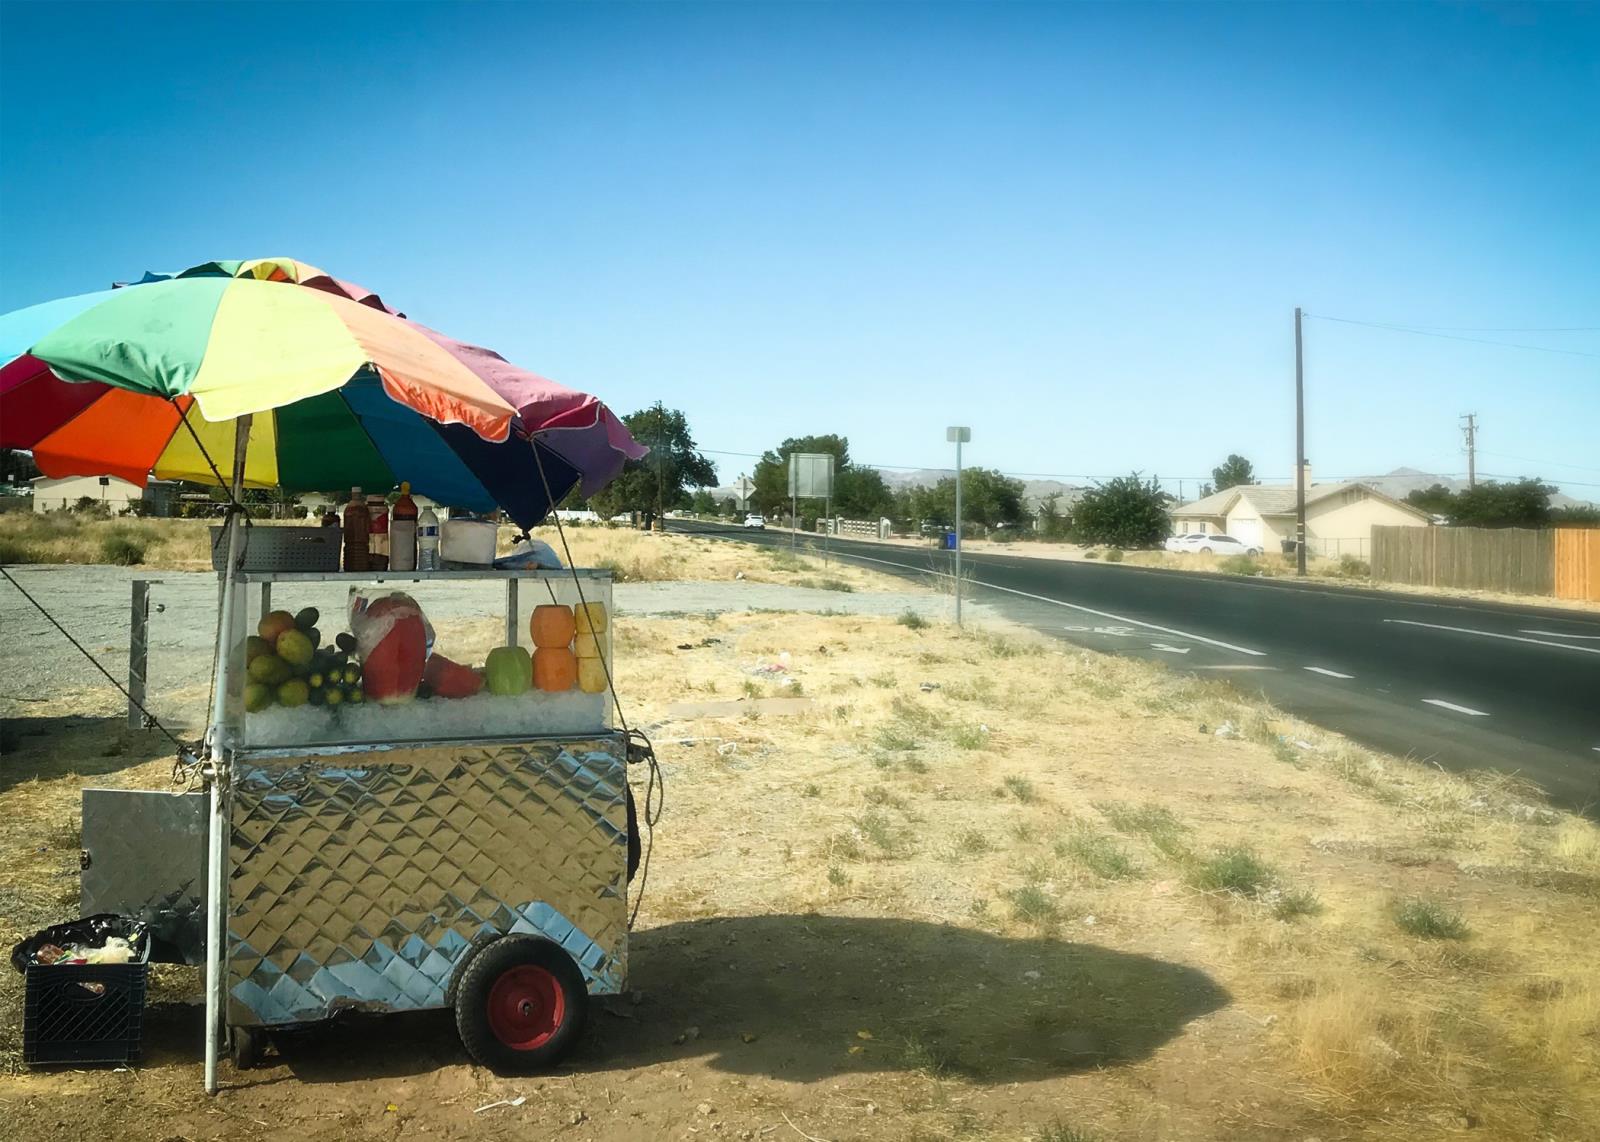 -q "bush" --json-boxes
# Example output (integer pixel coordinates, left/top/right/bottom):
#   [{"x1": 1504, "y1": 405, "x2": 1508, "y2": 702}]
[
  {"x1": 100, "y1": 534, "x2": 147, "y2": 565},
  {"x1": 1218, "y1": 554, "x2": 1259, "y2": 575},
  {"x1": 1338, "y1": 554, "x2": 1370, "y2": 577},
  {"x1": 896, "y1": 609, "x2": 929, "y2": 630},
  {"x1": 1082, "y1": 549, "x2": 1100, "y2": 559},
  {"x1": 1188, "y1": 846, "x2": 1275, "y2": 896},
  {"x1": 1070, "y1": 473, "x2": 1169, "y2": 548},
  {"x1": 0, "y1": 536, "x2": 30, "y2": 565},
  {"x1": 1392, "y1": 897, "x2": 1469, "y2": 940},
  {"x1": 73, "y1": 496, "x2": 112, "y2": 518},
  {"x1": 1103, "y1": 548, "x2": 1124, "y2": 563}
]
